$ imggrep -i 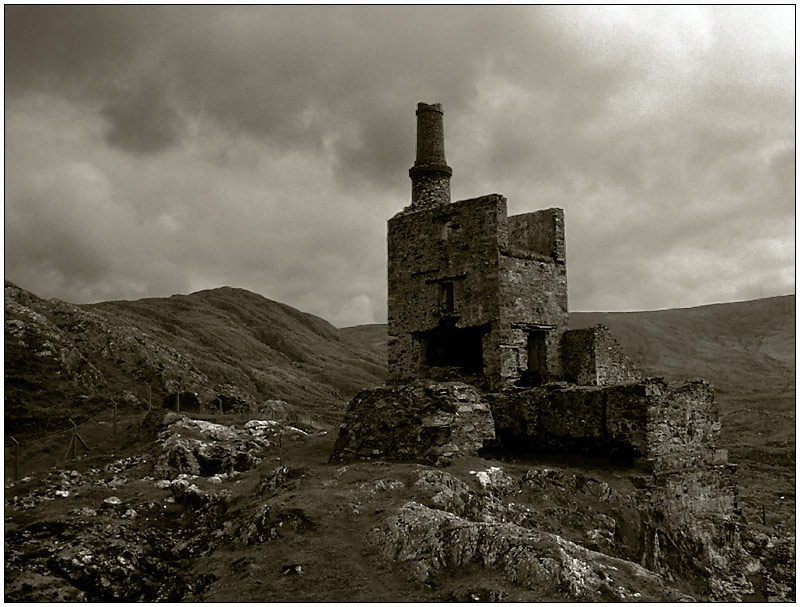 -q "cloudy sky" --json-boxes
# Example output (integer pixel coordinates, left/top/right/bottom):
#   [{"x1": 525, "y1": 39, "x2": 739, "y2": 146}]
[{"x1": 5, "y1": 6, "x2": 795, "y2": 326}]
